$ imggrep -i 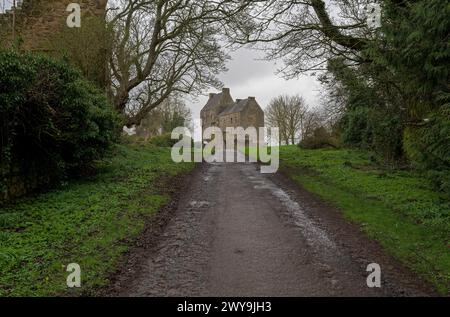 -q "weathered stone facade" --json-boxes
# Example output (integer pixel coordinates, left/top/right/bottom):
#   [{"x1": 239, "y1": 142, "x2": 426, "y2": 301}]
[
  {"x1": 200, "y1": 88, "x2": 265, "y2": 145},
  {"x1": 0, "y1": 0, "x2": 107, "y2": 51}
]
